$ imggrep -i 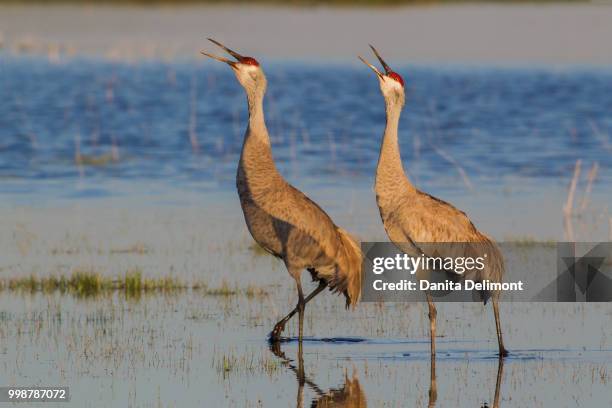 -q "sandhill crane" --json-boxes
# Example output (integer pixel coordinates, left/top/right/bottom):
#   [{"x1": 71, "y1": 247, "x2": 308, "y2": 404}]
[
  {"x1": 201, "y1": 39, "x2": 362, "y2": 342},
  {"x1": 359, "y1": 46, "x2": 508, "y2": 357}
]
